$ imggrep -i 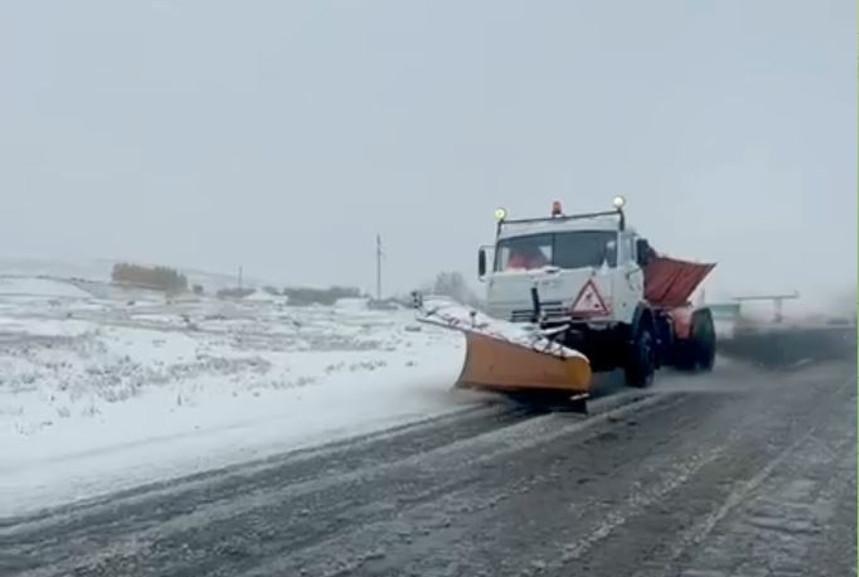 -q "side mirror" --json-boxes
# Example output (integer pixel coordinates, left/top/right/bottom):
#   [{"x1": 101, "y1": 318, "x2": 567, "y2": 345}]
[
  {"x1": 604, "y1": 240, "x2": 618, "y2": 268},
  {"x1": 636, "y1": 238, "x2": 651, "y2": 267},
  {"x1": 478, "y1": 248, "x2": 487, "y2": 278}
]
